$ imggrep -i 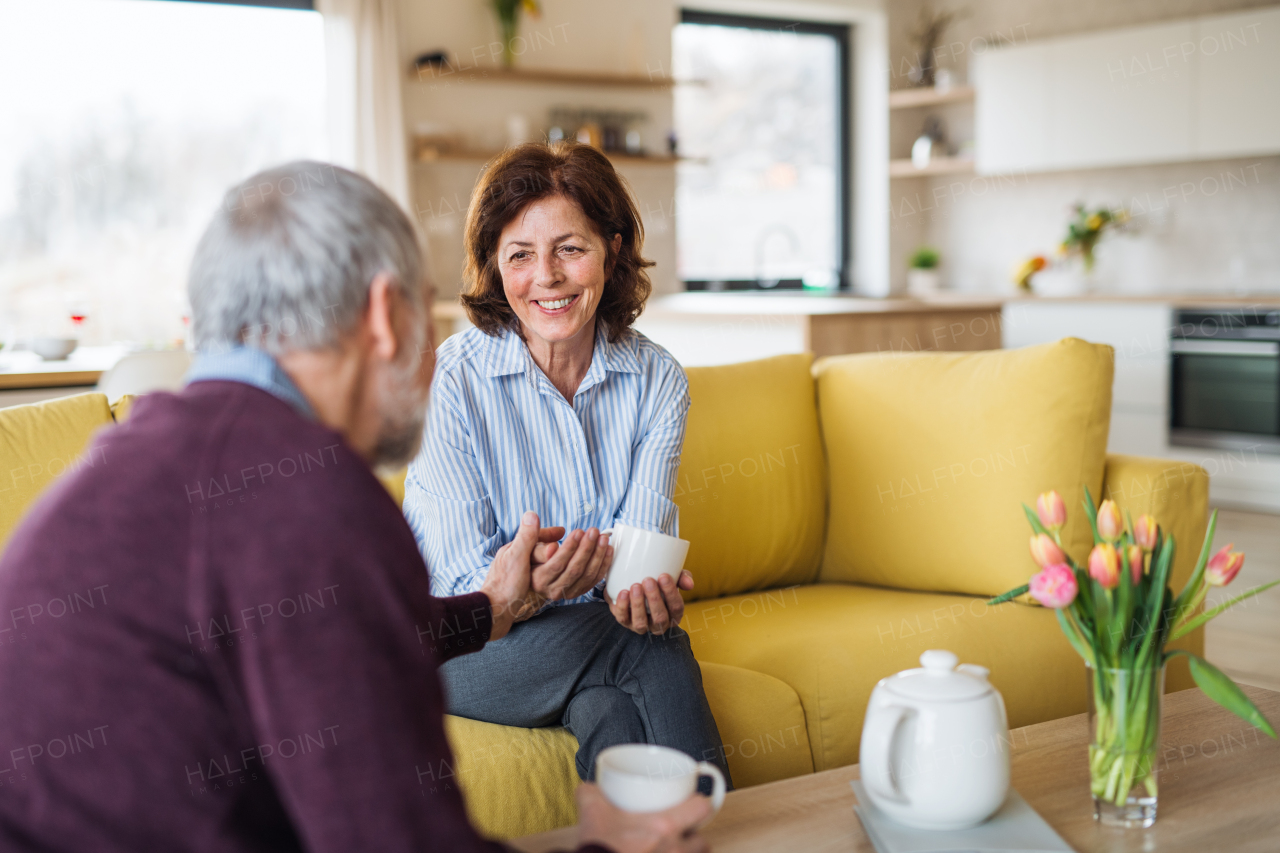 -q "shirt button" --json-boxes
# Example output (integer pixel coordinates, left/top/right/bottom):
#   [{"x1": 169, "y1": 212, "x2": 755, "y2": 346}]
[{"x1": 583, "y1": 502, "x2": 594, "y2": 512}]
